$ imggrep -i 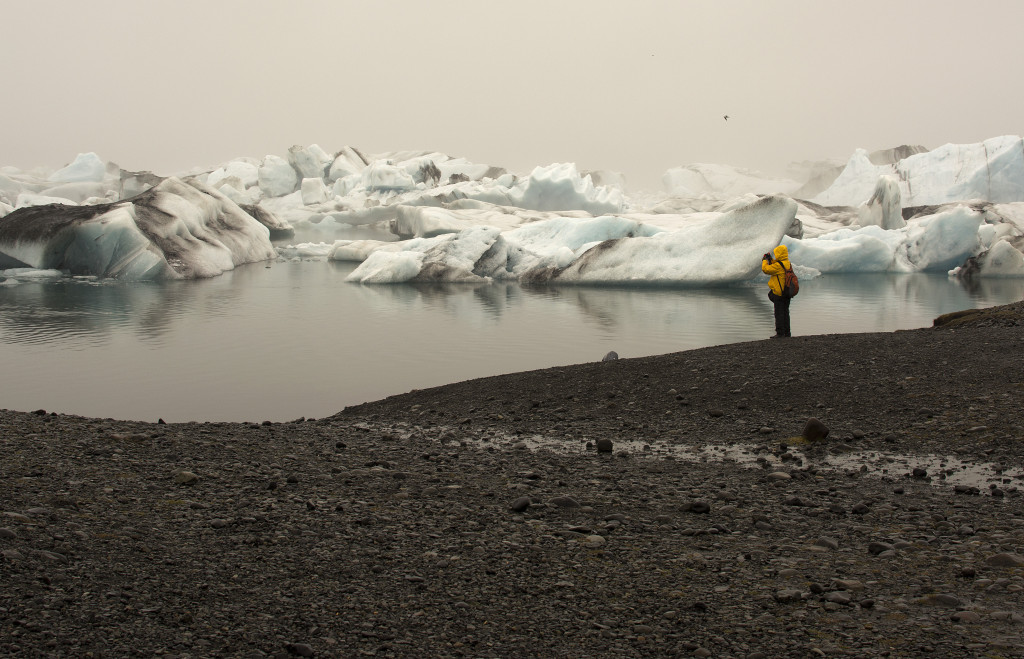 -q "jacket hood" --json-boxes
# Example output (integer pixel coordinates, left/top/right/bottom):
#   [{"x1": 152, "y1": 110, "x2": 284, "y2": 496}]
[{"x1": 773, "y1": 244, "x2": 789, "y2": 261}]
